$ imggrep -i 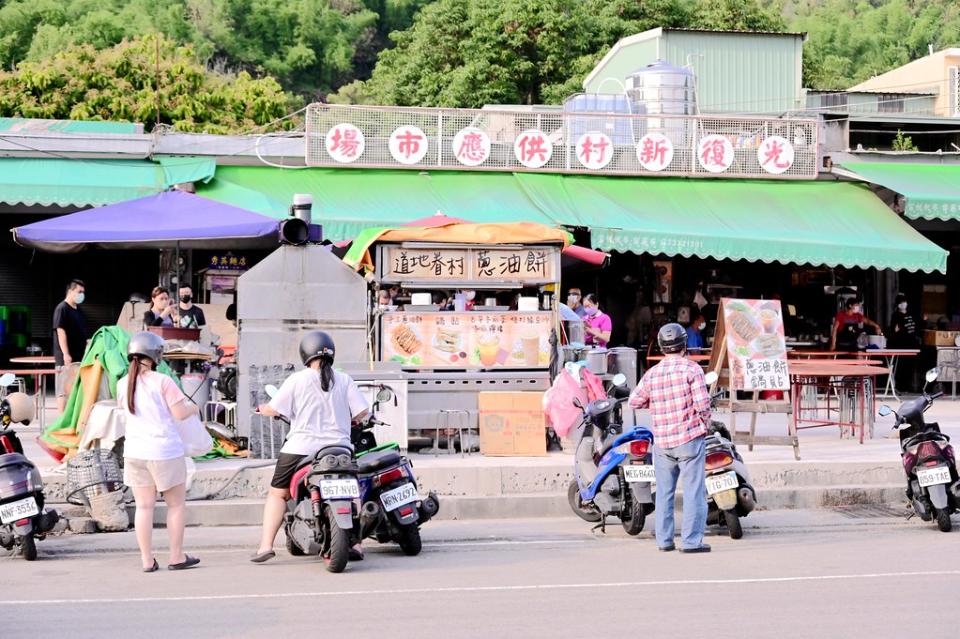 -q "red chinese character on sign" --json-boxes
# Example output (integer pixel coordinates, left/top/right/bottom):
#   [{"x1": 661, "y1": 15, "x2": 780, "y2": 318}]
[
  {"x1": 396, "y1": 129, "x2": 423, "y2": 160},
  {"x1": 700, "y1": 139, "x2": 727, "y2": 167},
  {"x1": 579, "y1": 135, "x2": 609, "y2": 167},
  {"x1": 518, "y1": 134, "x2": 549, "y2": 164},
  {"x1": 640, "y1": 138, "x2": 668, "y2": 166},
  {"x1": 761, "y1": 140, "x2": 790, "y2": 170},
  {"x1": 329, "y1": 127, "x2": 361, "y2": 158},
  {"x1": 757, "y1": 136, "x2": 794, "y2": 174},
  {"x1": 457, "y1": 133, "x2": 487, "y2": 163}
]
